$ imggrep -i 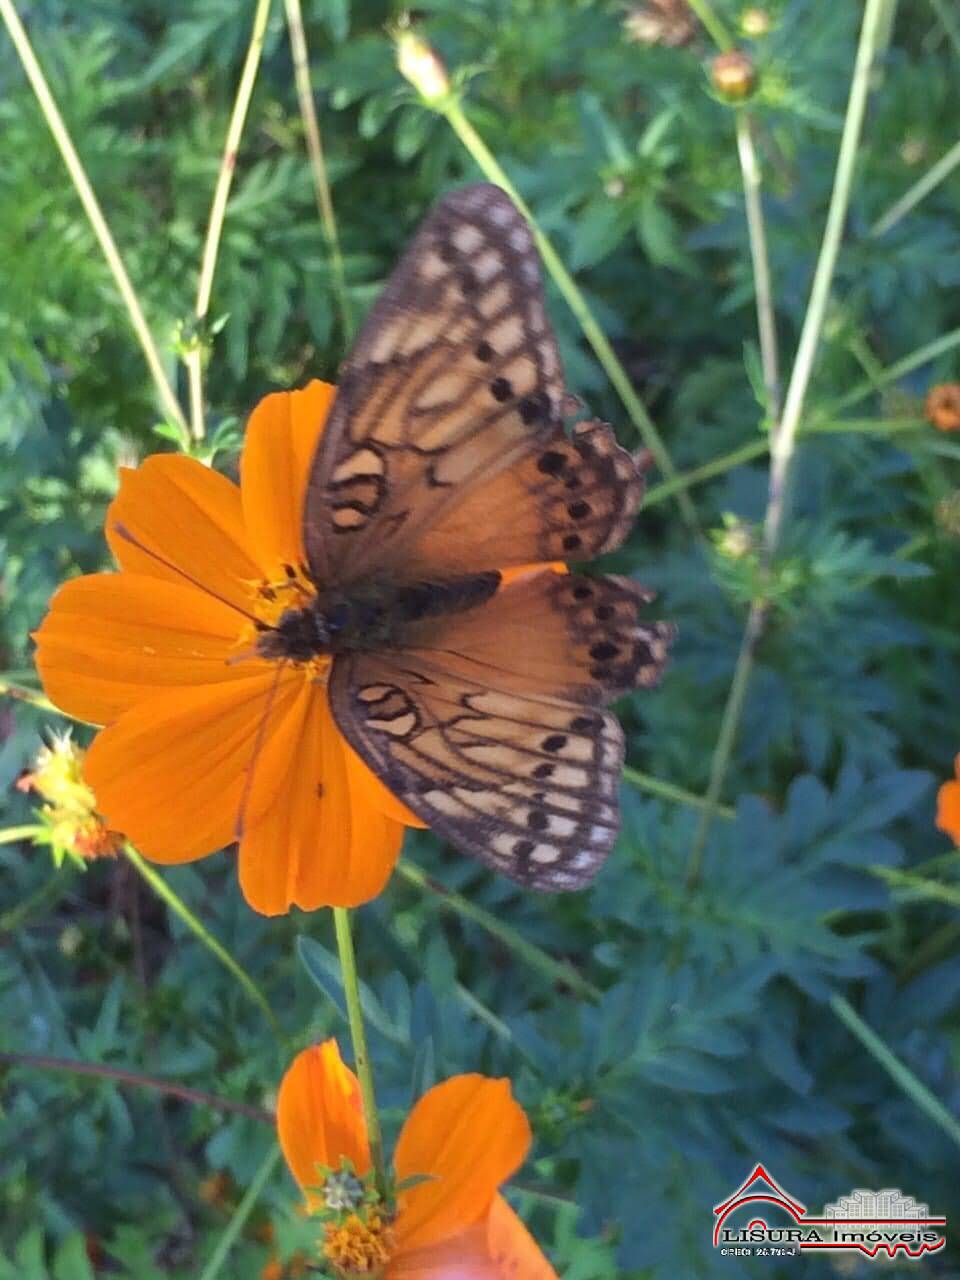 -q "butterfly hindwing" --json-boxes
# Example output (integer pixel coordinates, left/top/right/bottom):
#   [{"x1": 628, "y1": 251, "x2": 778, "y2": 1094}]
[
  {"x1": 303, "y1": 184, "x2": 646, "y2": 585},
  {"x1": 327, "y1": 570, "x2": 673, "y2": 890}
]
